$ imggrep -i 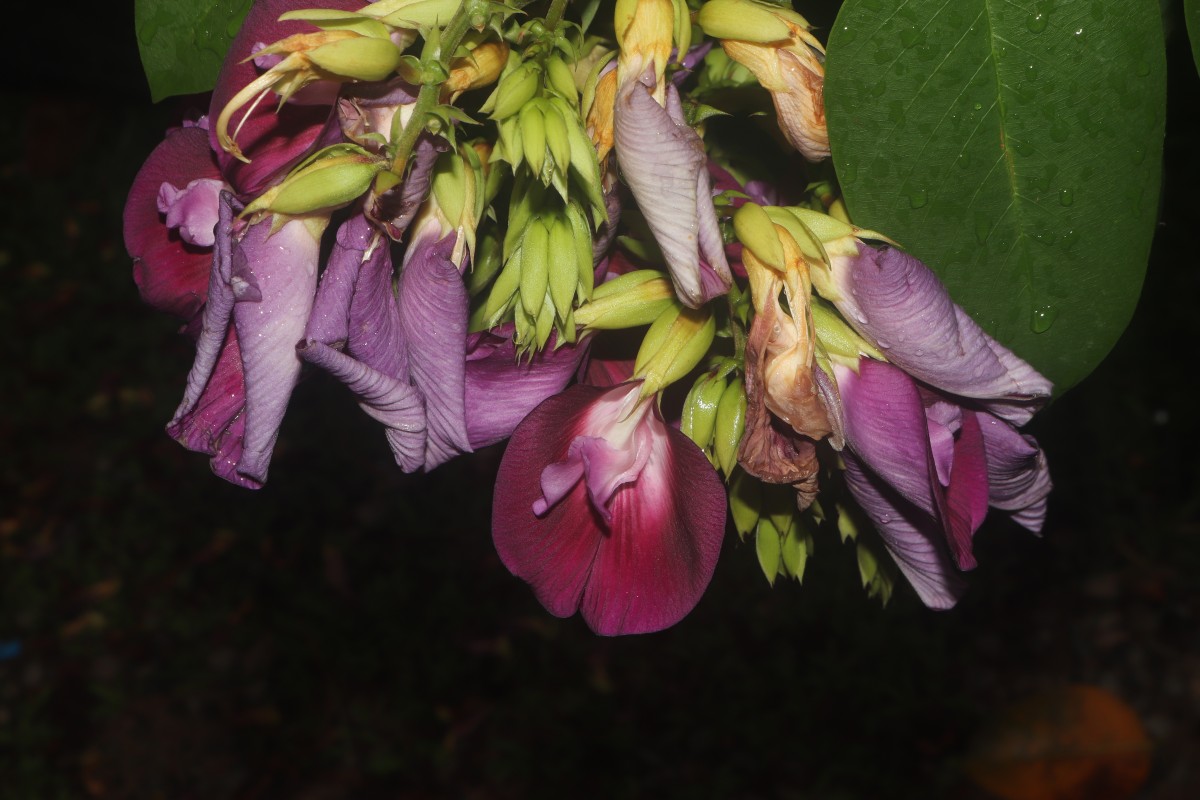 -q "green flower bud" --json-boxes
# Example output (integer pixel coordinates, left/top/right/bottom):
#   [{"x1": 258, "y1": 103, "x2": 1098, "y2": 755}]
[
  {"x1": 368, "y1": 0, "x2": 464, "y2": 29},
  {"x1": 728, "y1": 469, "x2": 762, "y2": 540},
  {"x1": 278, "y1": 10, "x2": 393, "y2": 39},
  {"x1": 308, "y1": 36, "x2": 404, "y2": 81},
  {"x1": 712, "y1": 376, "x2": 746, "y2": 476},
  {"x1": 697, "y1": 0, "x2": 792, "y2": 43},
  {"x1": 518, "y1": 220, "x2": 550, "y2": 318},
  {"x1": 811, "y1": 298, "x2": 884, "y2": 362},
  {"x1": 780, "y1": 523, "x2": 813, "y2": 582},
  {"x1": 564, "y1": 200, "x2": 595, "y2": 299},
  {"x1": 543, "y1": 100, "x2": 572, "y2": 176},
  {"x1": 680, "y1": 372, "x2": 728, "y2": 450},
  {"x1": 519, "y1": 102, "x2": 547, "y2": 176},
  {"x1": 732, "y1": 202, "x2": 785, "y2": 271},
  {"x1": 545, "y1": 56, "x2": 579, "y2": 105},
  {"x1": 244, "y1": 153, "x2": 382, "y2": 217},
  {"x1": 574, "y1": 271, "x2": 674, "y2": 330},
  {"x1": 633, "y1": 305, "x2": 716, "y2": 396},
  {"x1": 755, "y1": 517, "x2": 782, "y2": 586},
  {"x1": 492, "y1": 62, "x2": 542, "y2": 121},
  {"x1": 547, "y1": 214, "x2": 578, "y2": 319}
]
